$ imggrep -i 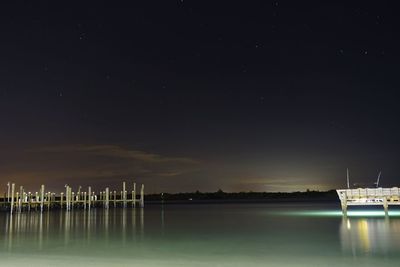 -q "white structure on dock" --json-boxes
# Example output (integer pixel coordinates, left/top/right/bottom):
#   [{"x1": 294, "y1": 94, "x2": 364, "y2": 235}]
[{"x1": 337, "y1": 169, "x2": 400, "y2": 215}]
